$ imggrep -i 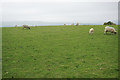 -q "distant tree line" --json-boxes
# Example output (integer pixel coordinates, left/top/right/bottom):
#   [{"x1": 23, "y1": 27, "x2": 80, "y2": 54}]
[{"x1": 103, "y1": 21, "x2": 116, "y2": 25}]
